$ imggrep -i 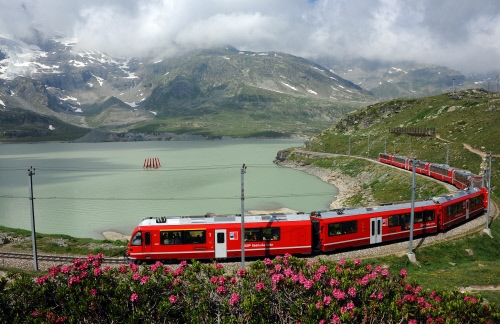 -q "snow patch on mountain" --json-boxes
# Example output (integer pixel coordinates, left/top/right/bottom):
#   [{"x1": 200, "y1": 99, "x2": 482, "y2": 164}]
[{"x1": 0, "y1": 36, "x2": 55, "y2": 79}]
